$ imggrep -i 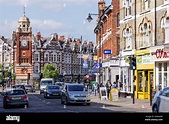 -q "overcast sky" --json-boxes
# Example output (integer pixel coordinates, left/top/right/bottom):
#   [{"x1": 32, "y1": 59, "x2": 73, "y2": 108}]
[{"x1": 0, "y1": 0, "x2": 111, "y2": 44}]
